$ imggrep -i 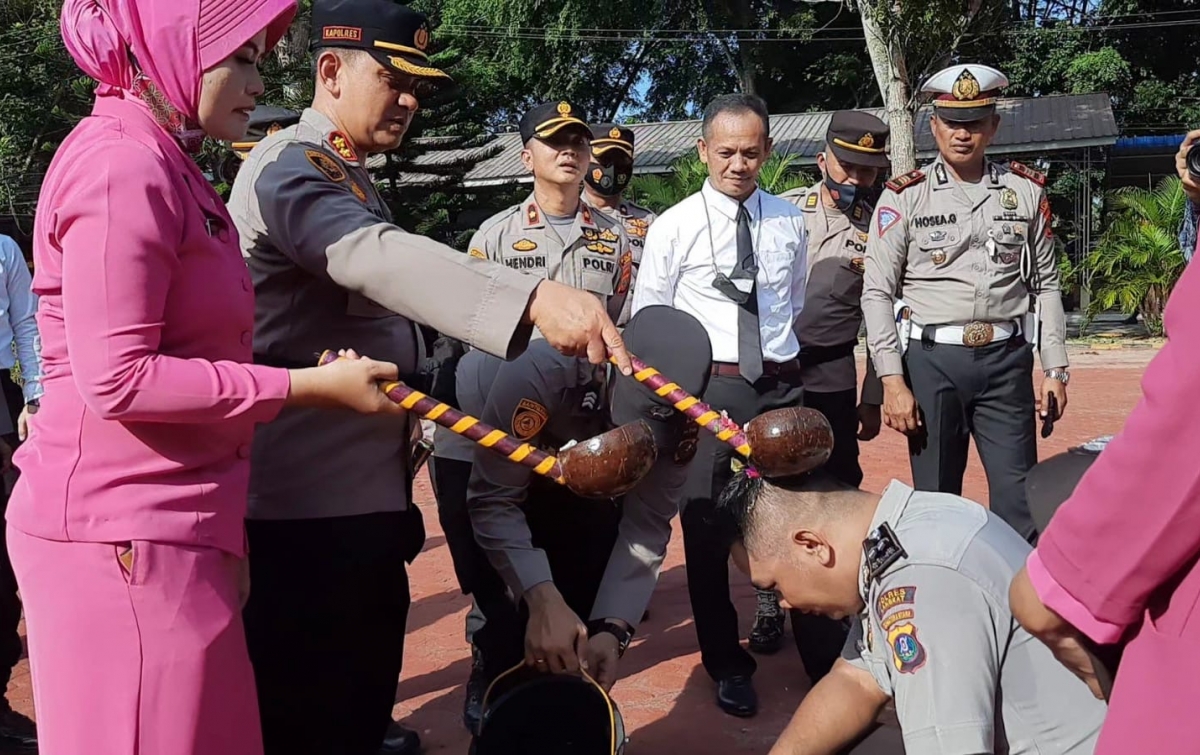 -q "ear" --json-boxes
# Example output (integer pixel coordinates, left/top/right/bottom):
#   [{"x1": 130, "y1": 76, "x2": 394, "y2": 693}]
[
  {"x1": 520, "y1": 146, "x2": 534, "y2": 173},
  {"x1": 764, "y1": 136, "x2": 774, "y2": 158},
  {"x1": 816, "y1": 151, "x2": 827, "y2": 175},
  {"x1": 316, "y1": 51, "x2": 342, "y2": 97},
  {"x1": 793, "y1": 528, "x2": 835, "y2": 567},
  {"x1": 697, "y1": 138, "x2": 709, "y2": 166}
]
